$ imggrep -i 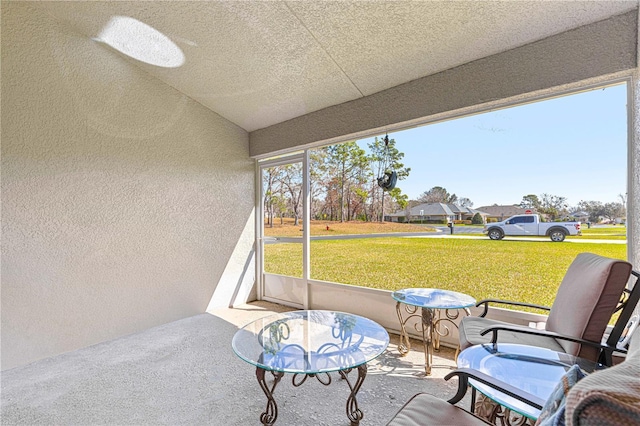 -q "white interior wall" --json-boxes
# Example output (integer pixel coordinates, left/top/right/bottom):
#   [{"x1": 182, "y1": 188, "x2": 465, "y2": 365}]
[
  {"x1": 630, "y1": 9, "x2": 640, "y2": 271},
  {"x1": 1, "y1": 3, "x2": 255, "y2": 371}
]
